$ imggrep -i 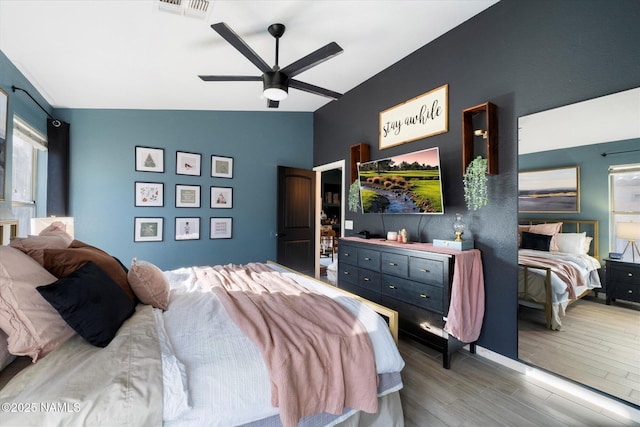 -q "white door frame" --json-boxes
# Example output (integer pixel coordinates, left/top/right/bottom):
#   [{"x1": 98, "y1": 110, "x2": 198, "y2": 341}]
[{"x1": 313, "y1": 160, "x2": 345, "y2": 278}]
